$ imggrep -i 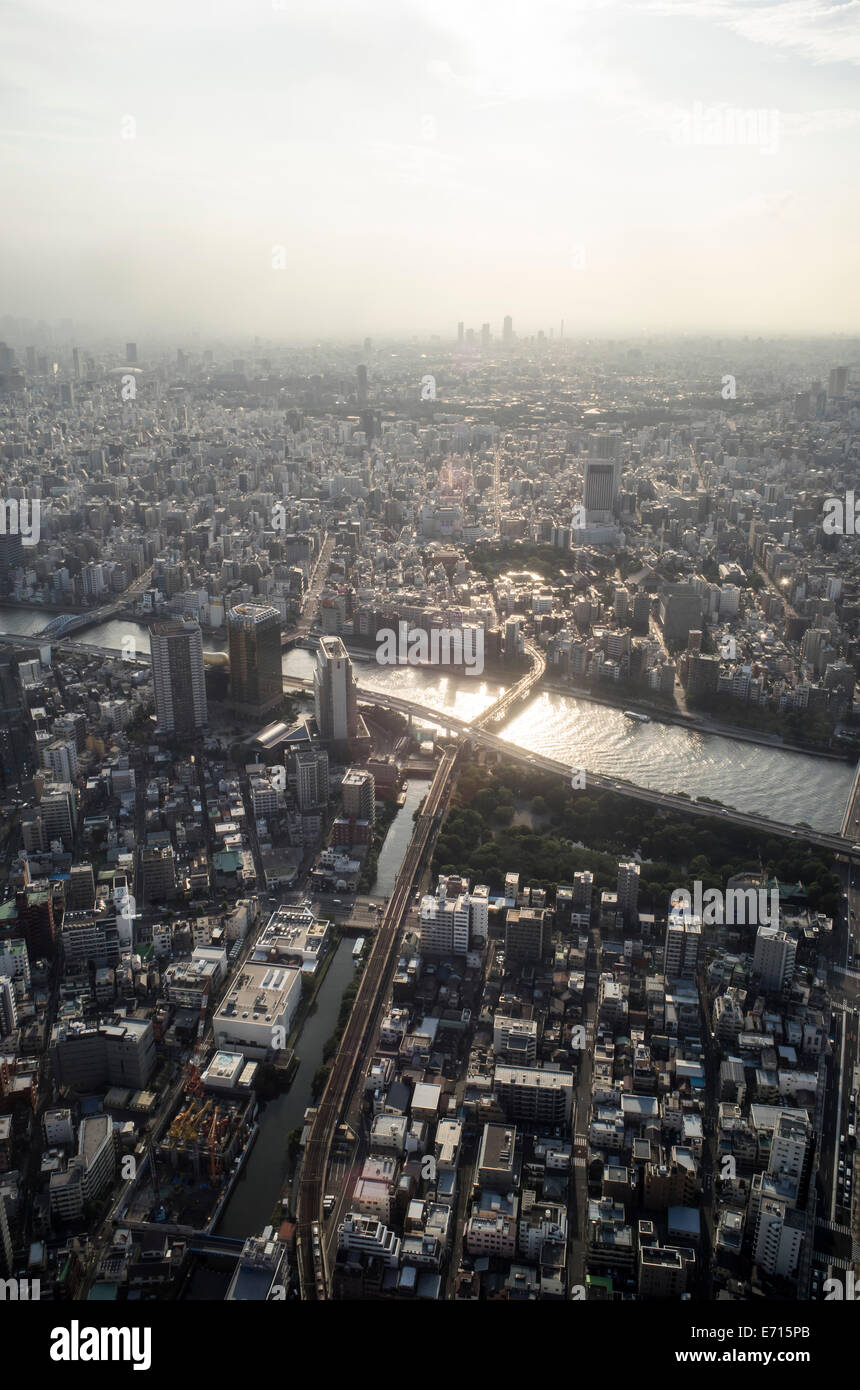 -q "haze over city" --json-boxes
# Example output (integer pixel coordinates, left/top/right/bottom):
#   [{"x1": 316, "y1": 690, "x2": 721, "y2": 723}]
[{"x1": 3, "y1": 0, "x2": 860, "y2": 338}]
